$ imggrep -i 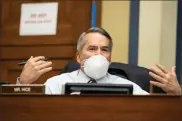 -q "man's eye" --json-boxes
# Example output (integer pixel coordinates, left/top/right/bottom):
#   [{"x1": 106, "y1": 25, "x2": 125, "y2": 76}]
[
  {"x1": 102, "y1": 49, "x2": 109, "y2": 52},
  {"x1": 89, "y1": 48, "x2": 95, "y2": 50}
]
